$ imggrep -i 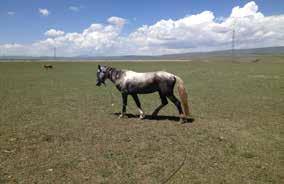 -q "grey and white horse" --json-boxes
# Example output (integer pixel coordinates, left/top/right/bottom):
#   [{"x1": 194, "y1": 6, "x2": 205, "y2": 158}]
[{"x1": 96, "y1": 65, "x2": 190, "y2": 122}]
